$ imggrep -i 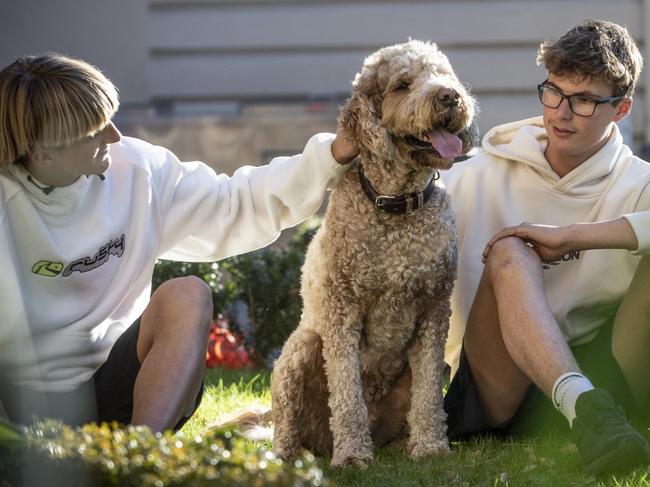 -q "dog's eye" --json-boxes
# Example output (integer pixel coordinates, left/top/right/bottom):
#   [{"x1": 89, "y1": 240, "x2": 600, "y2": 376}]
[{"x1": 393, "y1": 81, "x2": 410, "y2": 92}]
